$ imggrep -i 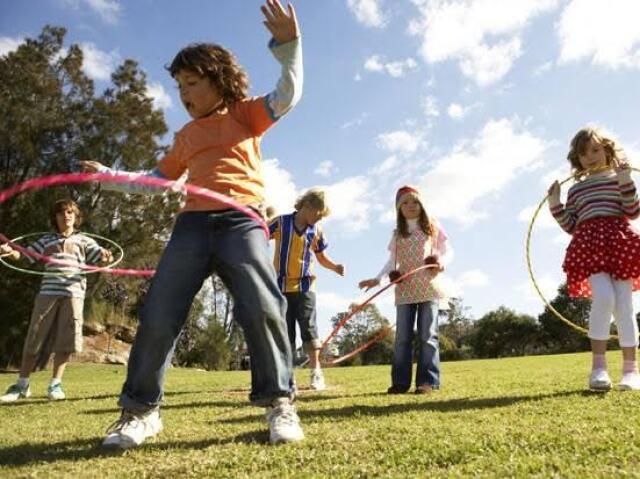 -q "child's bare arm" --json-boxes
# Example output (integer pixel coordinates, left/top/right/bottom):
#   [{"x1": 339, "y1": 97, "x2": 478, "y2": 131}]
[{"x1": 315, "y1": 251, "x2": 344, "y2": 276}]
